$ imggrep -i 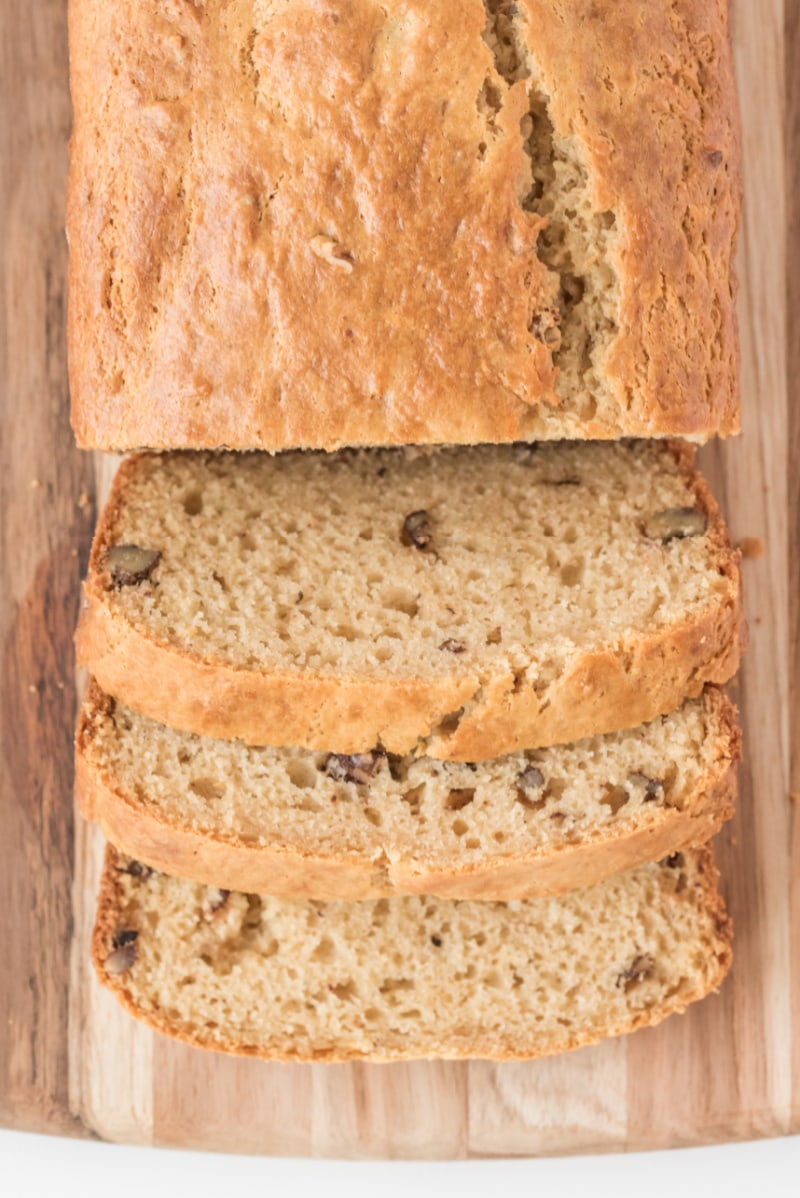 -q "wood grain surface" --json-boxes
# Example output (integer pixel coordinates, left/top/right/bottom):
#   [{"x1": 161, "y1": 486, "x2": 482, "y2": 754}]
[
  {"x1": 1, "y1": 0, "x2": 797, "y2": 1155},
  {"x1": 0, "y1": 0, "x2": 95, "y2": 1136}
]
